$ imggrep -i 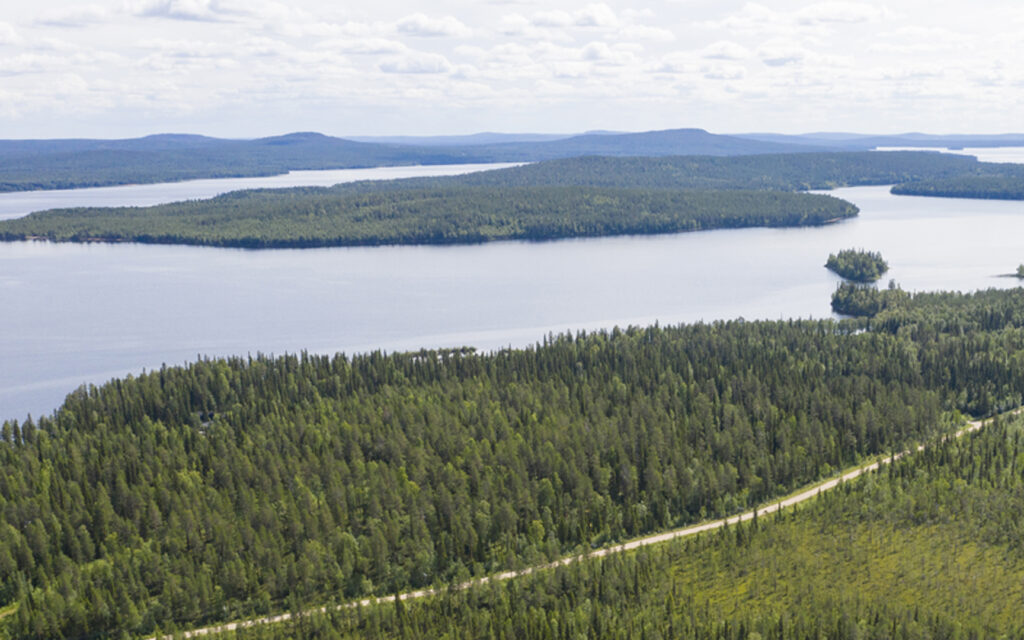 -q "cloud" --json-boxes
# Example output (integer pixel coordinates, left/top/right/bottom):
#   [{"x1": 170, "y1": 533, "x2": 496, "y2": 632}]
[
  {"x1": 320, "y1": 38, "x2": 407, "y2": 55},
  {"x1": 796, "y1": 2, "x2": 888, "y2": 25},
  {"x1": 574, "y1": 4, "x2": 620, "y2": 28},
  {"x1": 395, "y1": 14, "x2": 471, "y2": 38},
  {"x1": 0, "y1": 22, "x2": 21, "y2": 45},
  {"x1": 621, "y1": 25, "x2": 675, "y2": 42},
  {"x1": 498, "y1": 14, "x2": 573, "y2": 42},
  {"x1": 531, "y1": 10, "x2": 573, "y2": 27},
  {"x1": 701, "y1": 41, "x2": 750, "y2": 60},
  {"x1": 37, "y1": 5, "x2": 111, "y2": 28},
  {"x1": 702, "y1": 63, "x2": 746, "y2": 80},
  {"x1": 136, "y1": 0, "x2": 245, "y2": 22},
  {"x1": 379, "y1": 52, "x2": 452, "y2": 74},
  {"x1": 757, "y1": 41, "x2": 806, "y2": 67},
  {"x1": 655, "y1": 53, "x2": 698, "y2": 74}
]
